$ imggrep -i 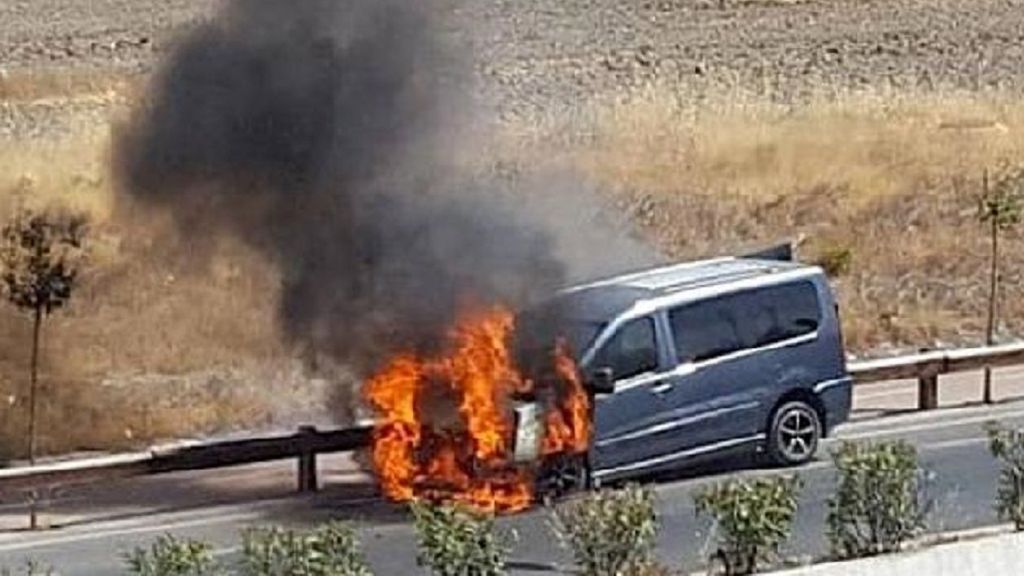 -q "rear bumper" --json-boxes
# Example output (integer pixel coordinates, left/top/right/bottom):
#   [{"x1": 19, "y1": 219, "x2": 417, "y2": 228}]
[{"x1": 815, "y1": 376, "x2": 853, "y2": 436}]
